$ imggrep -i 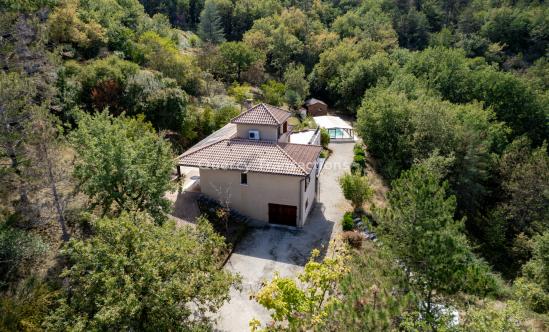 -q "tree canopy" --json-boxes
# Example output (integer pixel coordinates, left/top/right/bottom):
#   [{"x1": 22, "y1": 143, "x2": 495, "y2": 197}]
[
  {"x1": 70, "y1": 111, "x2": 174, "y2": 222},
  {"x1": 45, "y1": 212, "x2": 238, "y2": 330},
  {"x1": 198, "y1": 0, "x2": 226, "y2": 44}
]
